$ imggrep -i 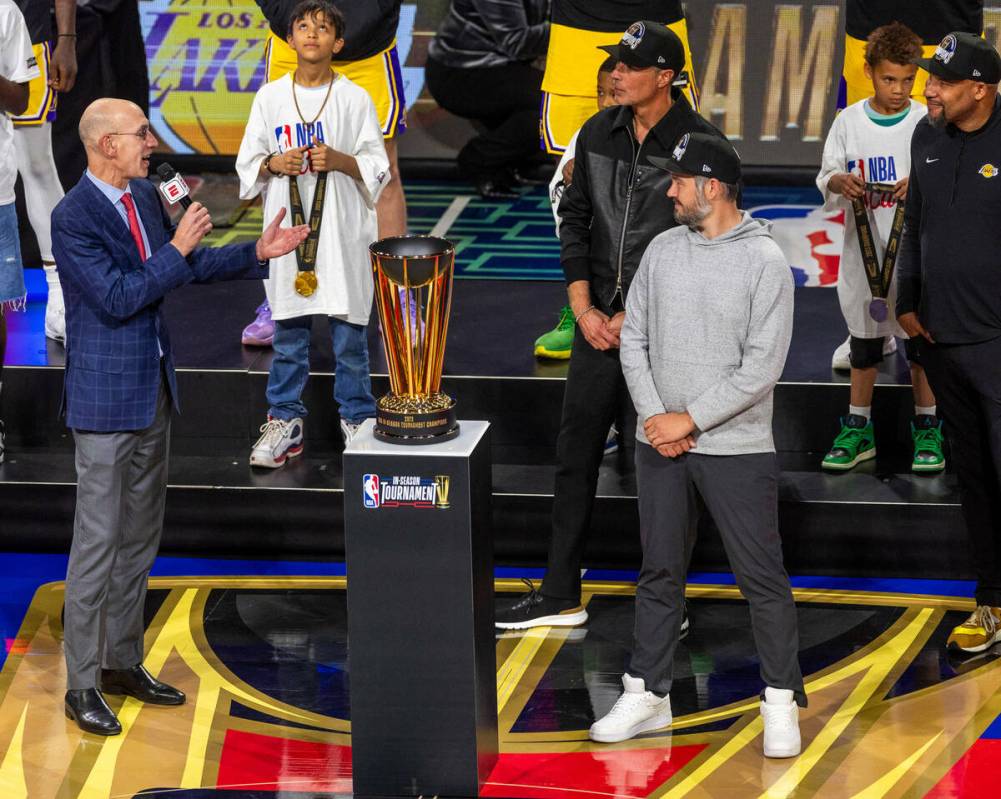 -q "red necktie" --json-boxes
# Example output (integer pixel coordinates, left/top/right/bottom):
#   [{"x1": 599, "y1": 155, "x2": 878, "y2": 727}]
[{"x1": 120, "y1": 192, "x2": 148, "y2": 262}]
